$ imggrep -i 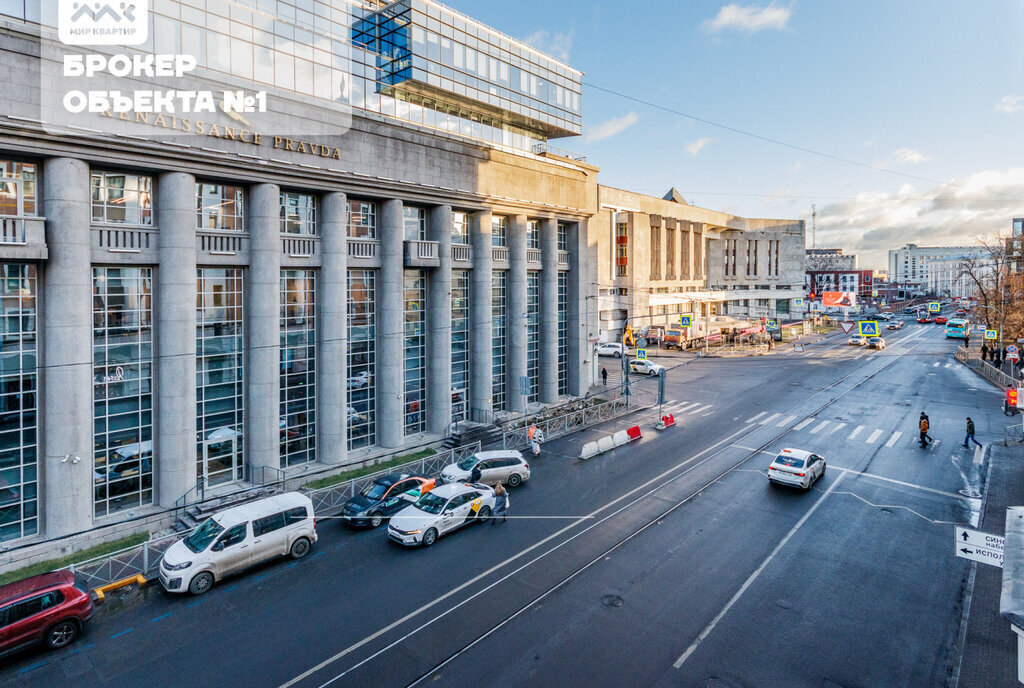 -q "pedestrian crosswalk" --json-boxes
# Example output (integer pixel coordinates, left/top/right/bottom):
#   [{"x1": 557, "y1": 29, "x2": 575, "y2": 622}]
[
  {"x1": 777, "y1": 416, "x2": 923, "y2": 449},
  {"x1": 661, "y1": 399, "x2": 717, "y2": 417}
]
